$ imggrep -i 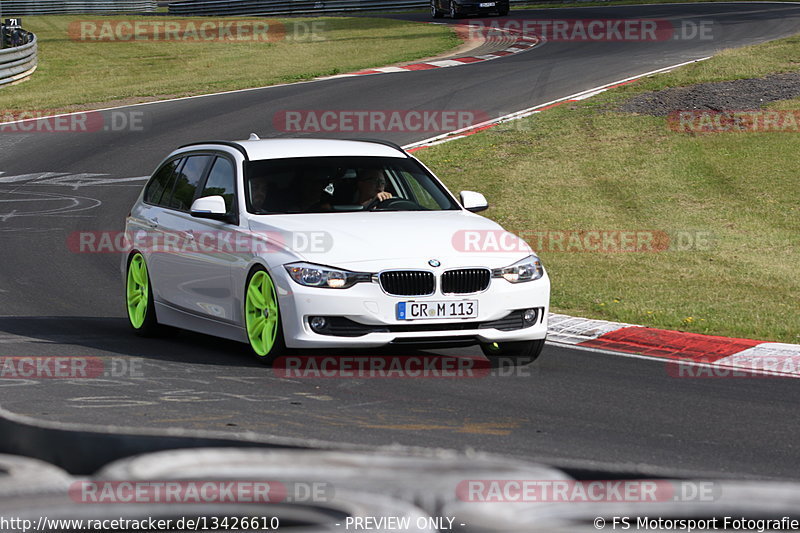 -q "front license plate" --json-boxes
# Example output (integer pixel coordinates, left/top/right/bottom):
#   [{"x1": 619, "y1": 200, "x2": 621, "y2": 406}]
[
  {"x1": 479, "y1": 2, "x2": 496, "y2": 6},
  {"x1": 397, "y1": 300, "x2": 478, "y2": 320}
]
